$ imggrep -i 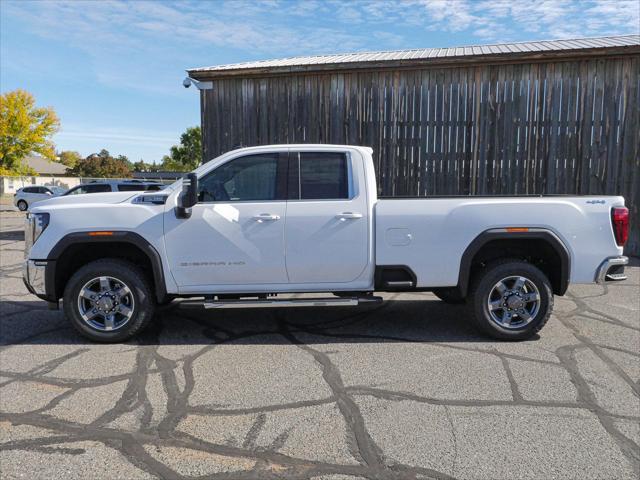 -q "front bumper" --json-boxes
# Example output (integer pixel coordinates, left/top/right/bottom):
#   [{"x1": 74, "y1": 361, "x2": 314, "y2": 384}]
[
  {"x1": 23, "y1": 260, "x2": 49, "y2": 298},
  {"x1": 595, "y1": 256, "x2": 629, "y2": 283}
]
